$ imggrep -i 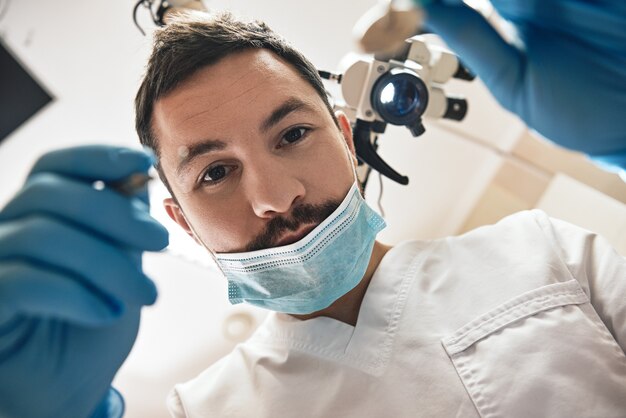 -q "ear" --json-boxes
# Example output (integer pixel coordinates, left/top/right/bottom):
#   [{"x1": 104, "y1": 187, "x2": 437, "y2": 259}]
[
  {"x1": 335, "y1": 111, "x2": 357, "y2": 159},
  {"x1": 163, "y1": 198, "x2": 201, "y2": 244}
]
